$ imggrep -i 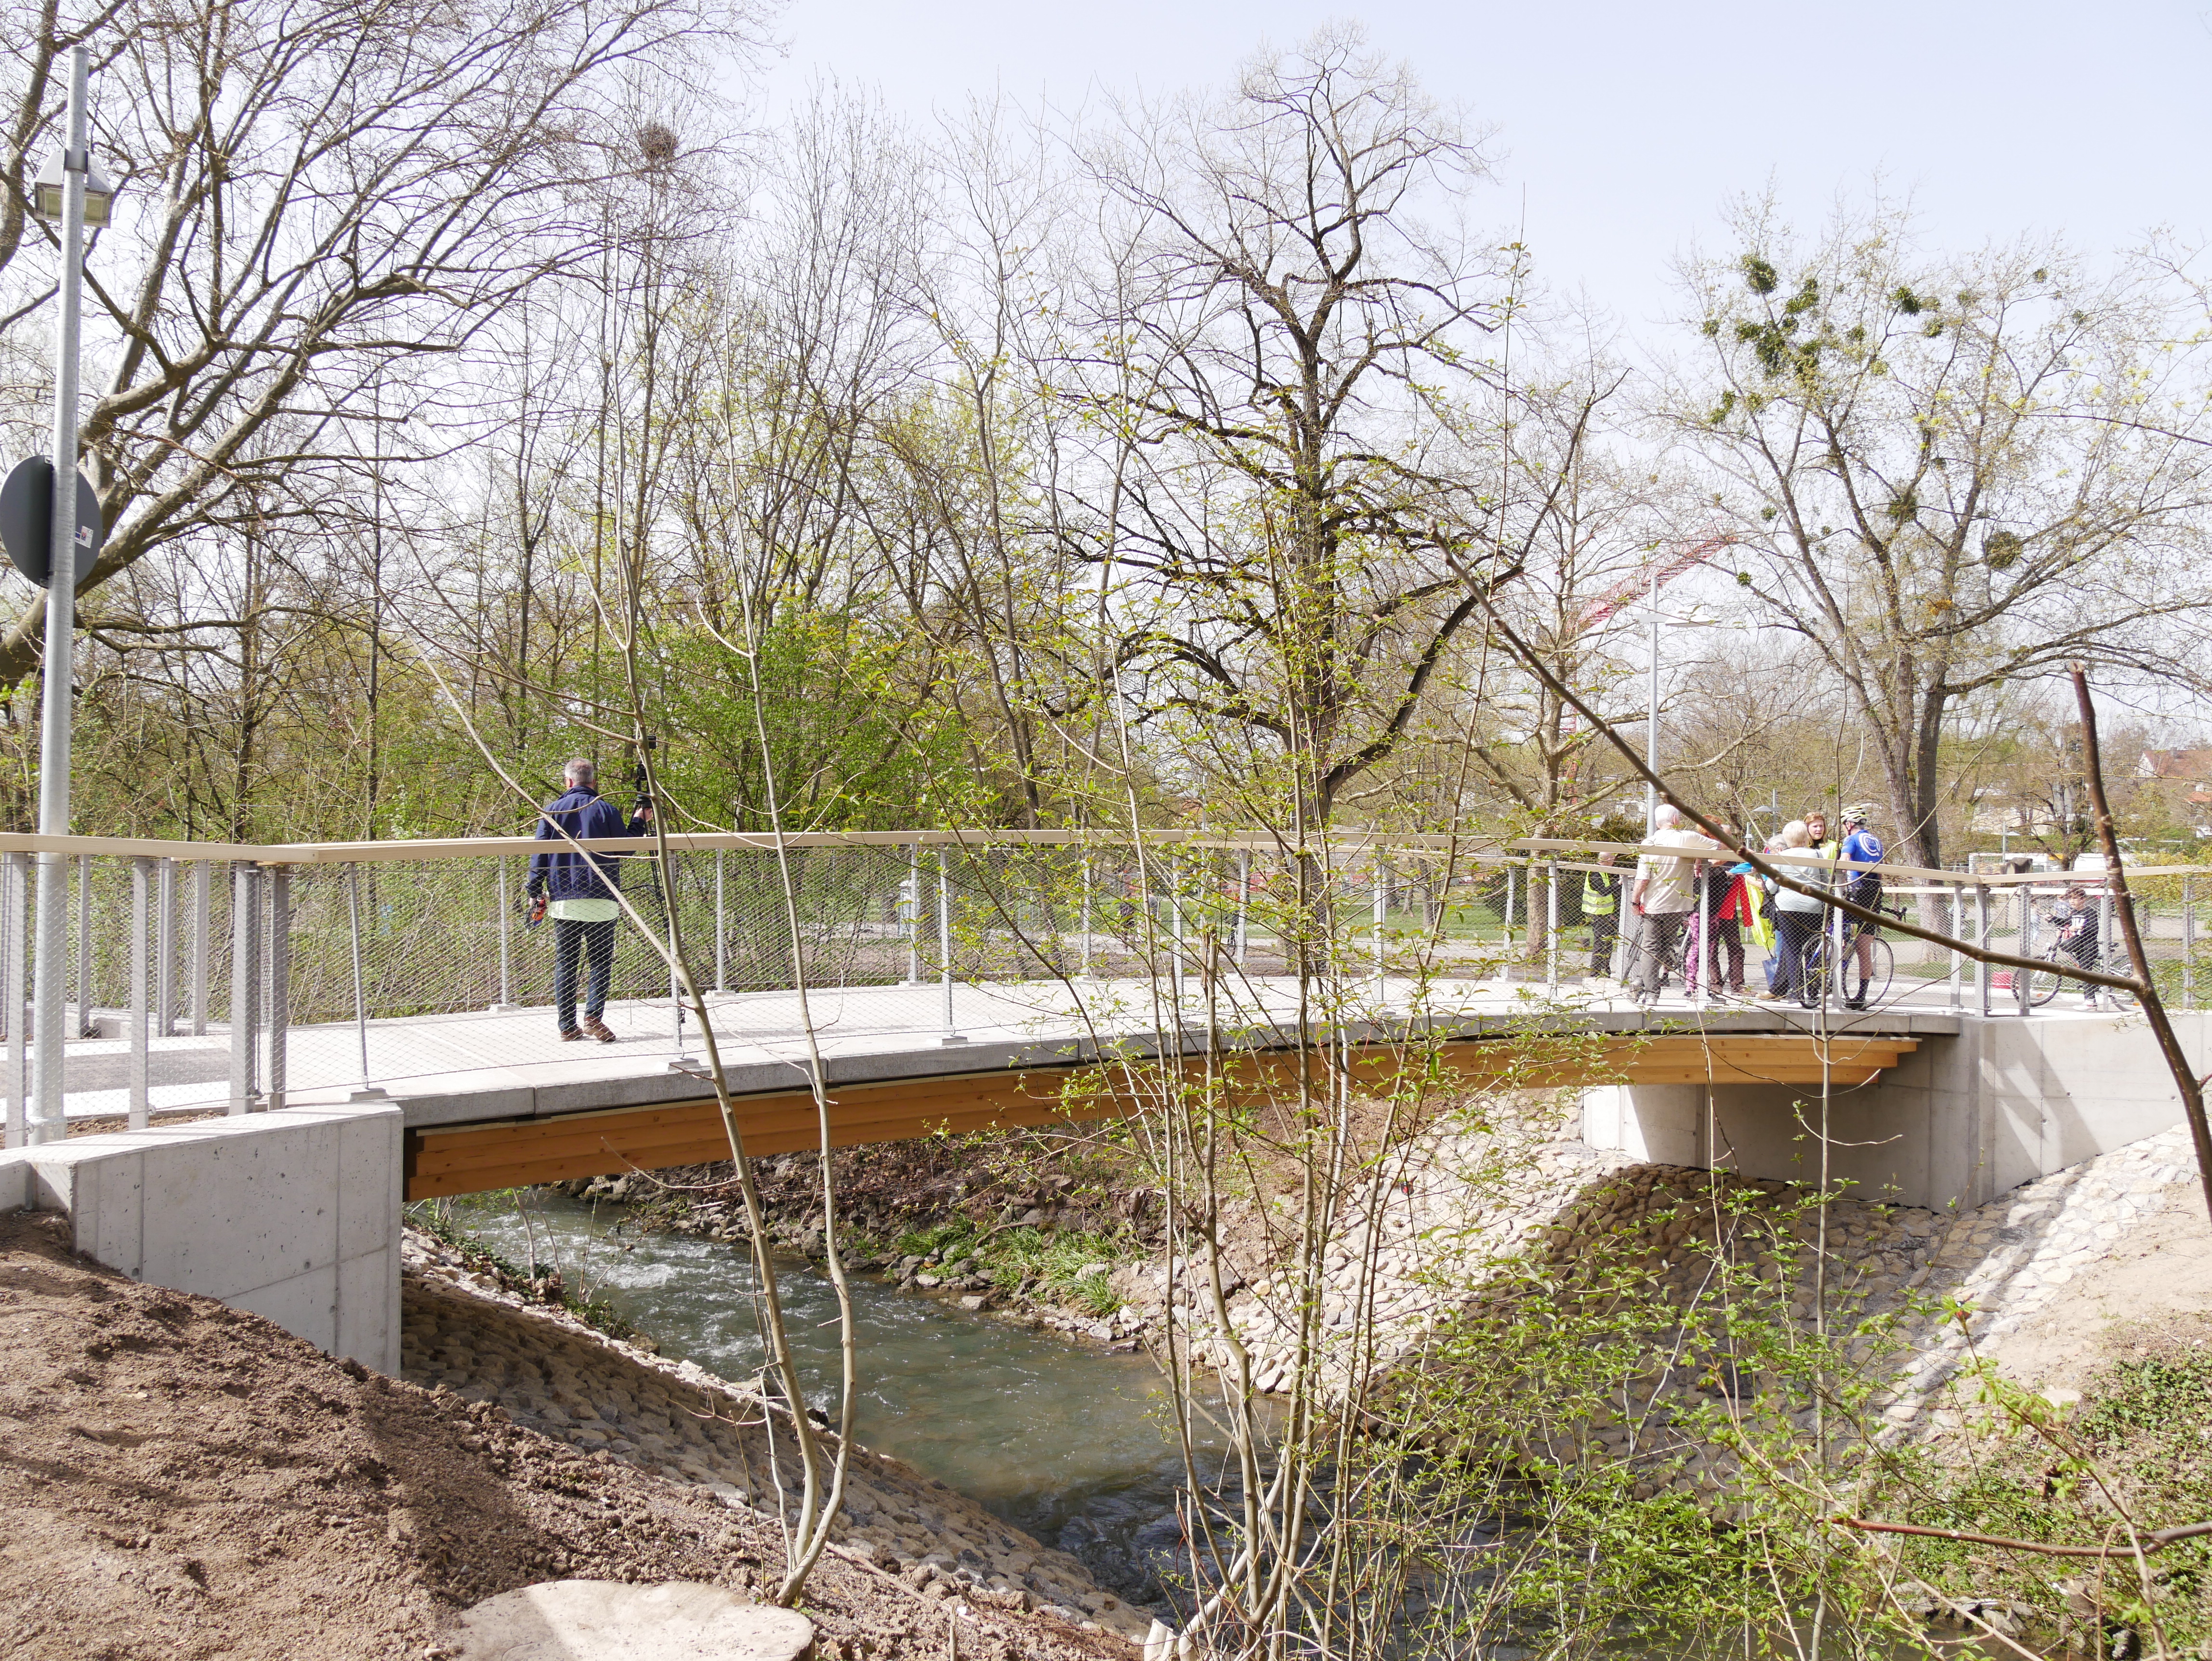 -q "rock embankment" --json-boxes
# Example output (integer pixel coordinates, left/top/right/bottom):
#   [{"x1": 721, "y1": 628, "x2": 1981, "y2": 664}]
[{"x1": 400, "y1": 1229, "x2": 1155, "y2": 1646}]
